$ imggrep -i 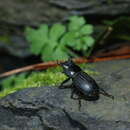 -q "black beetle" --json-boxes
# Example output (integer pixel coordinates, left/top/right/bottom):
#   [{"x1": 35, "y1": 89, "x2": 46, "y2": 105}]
[{"x1": 57, "y1": 59, "x2": 114, "y2": 110}]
